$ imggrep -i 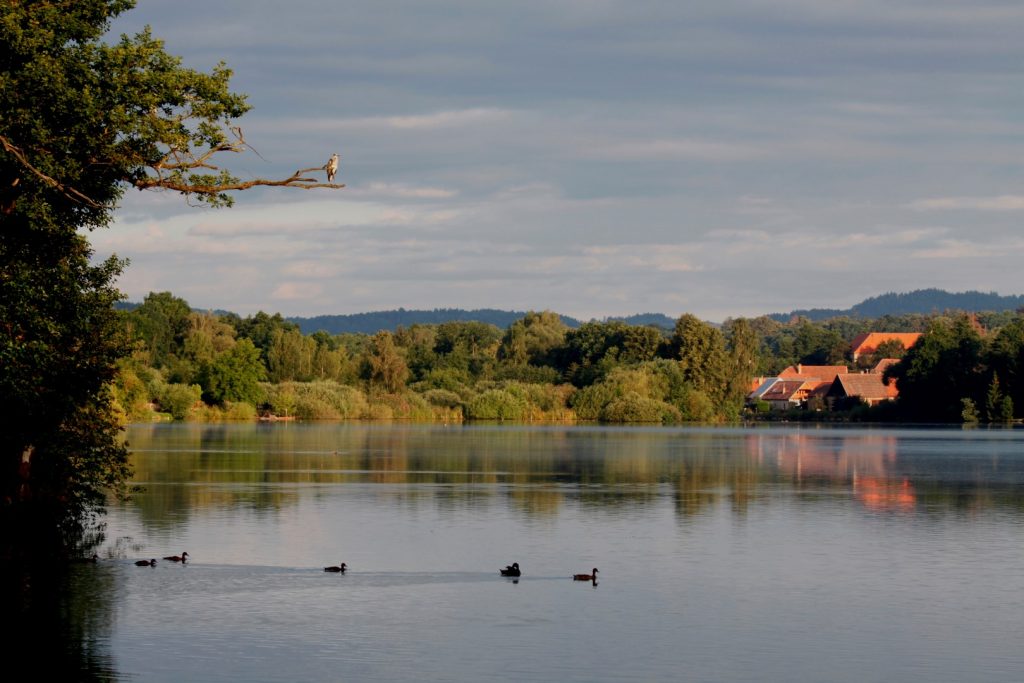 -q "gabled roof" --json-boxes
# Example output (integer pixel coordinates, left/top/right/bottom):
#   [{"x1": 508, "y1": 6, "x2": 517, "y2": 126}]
[
  {"x1": 850, "y1": 332, "x2": 922, "y2": 358},
  {"x1": 872, "y1": 358, "x2": 900, "y2": 375},
  {"x1": 749, "y1": 377, "x2": 782, "y2": 399},
  {"x1": 828, "y1": 373, "x2": 897, "y2": 401},
  {"x1": 779, "y1": 365, "x2": 848, "y2": 383},
  {"x1": 762, "y1": 380, "x2": 812, "y2": 401}
]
